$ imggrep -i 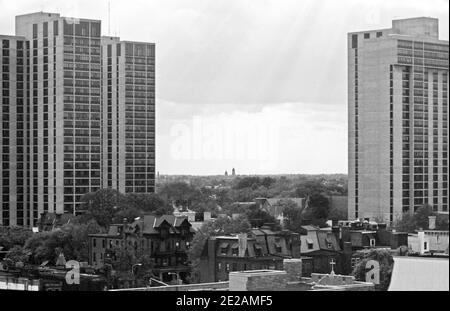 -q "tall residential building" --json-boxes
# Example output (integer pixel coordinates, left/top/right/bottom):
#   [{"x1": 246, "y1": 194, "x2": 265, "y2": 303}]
[
  {"x1": 1, "y1": 35, "x2": 30, "y2": 227},
  {"x1": 0, "y1": 12, "x2": 156, "y2": 227},
  {"x1": 348, "y1": 17, "x2": 449, "y2": 224},
  {"x1": 101, "y1": 37, "x2": 156, "y2": 194}
]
